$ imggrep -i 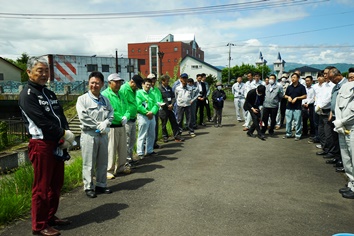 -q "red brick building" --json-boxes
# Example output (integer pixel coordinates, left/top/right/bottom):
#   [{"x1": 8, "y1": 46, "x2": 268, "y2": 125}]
[{"x1": 128, "y1": 34, "x2": 204, "y2": 78}]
